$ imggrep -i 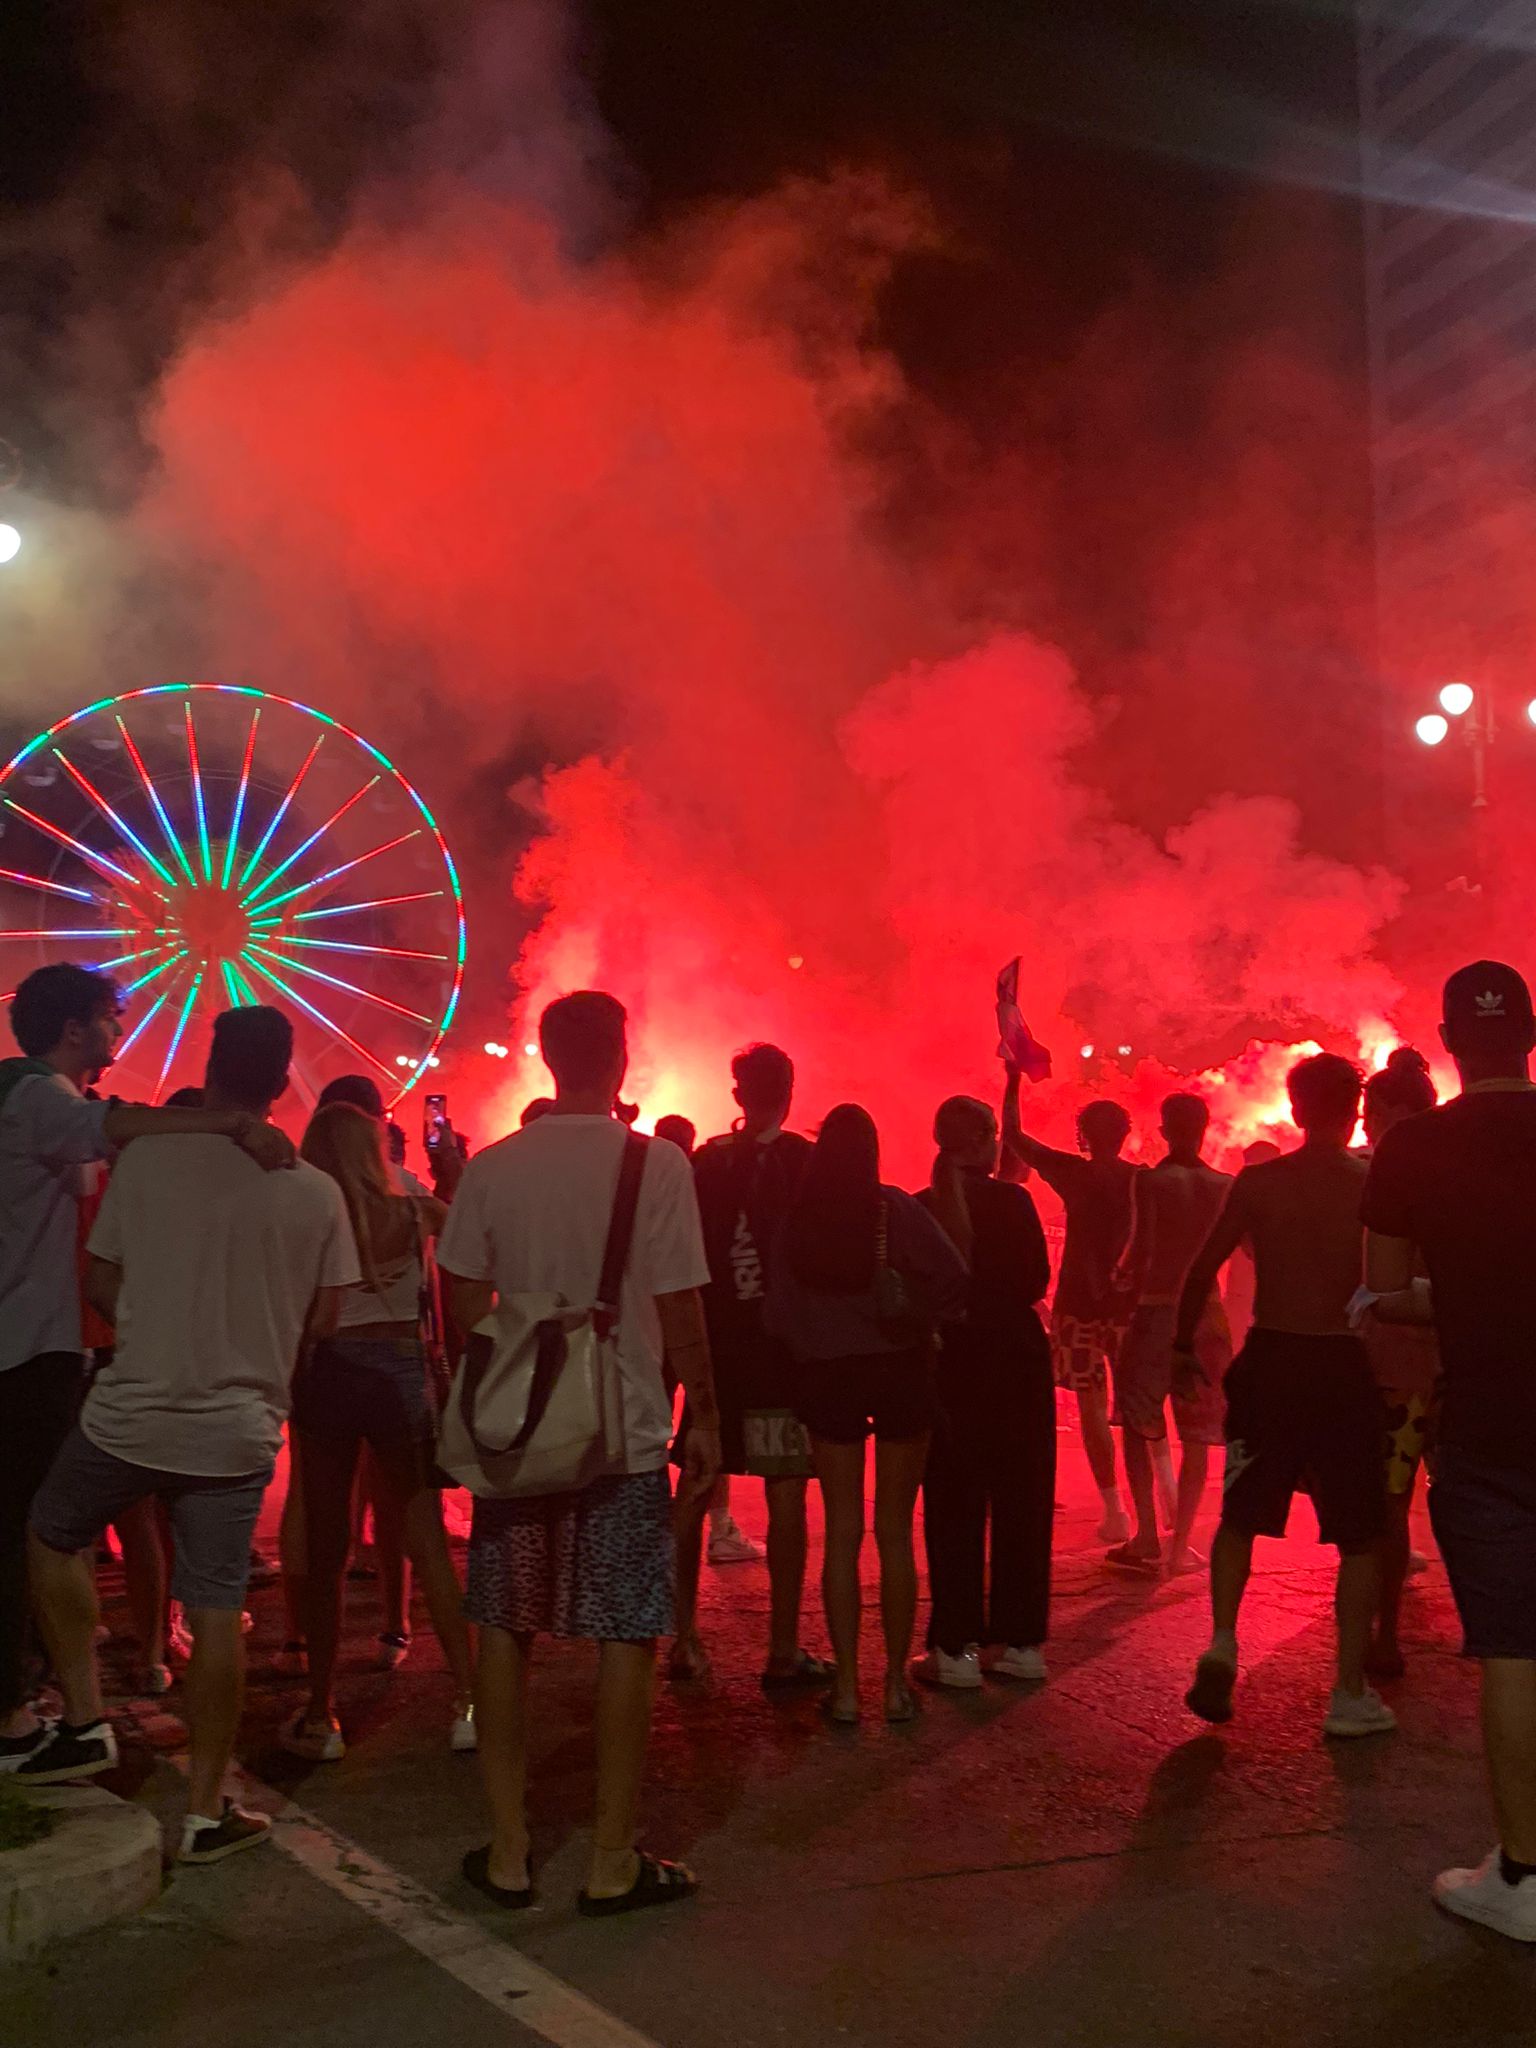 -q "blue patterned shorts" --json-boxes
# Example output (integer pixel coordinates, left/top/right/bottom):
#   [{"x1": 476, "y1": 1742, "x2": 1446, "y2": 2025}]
[{"x1": 465, "y1": 1469, "x2": 674, "y2": 1641}]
